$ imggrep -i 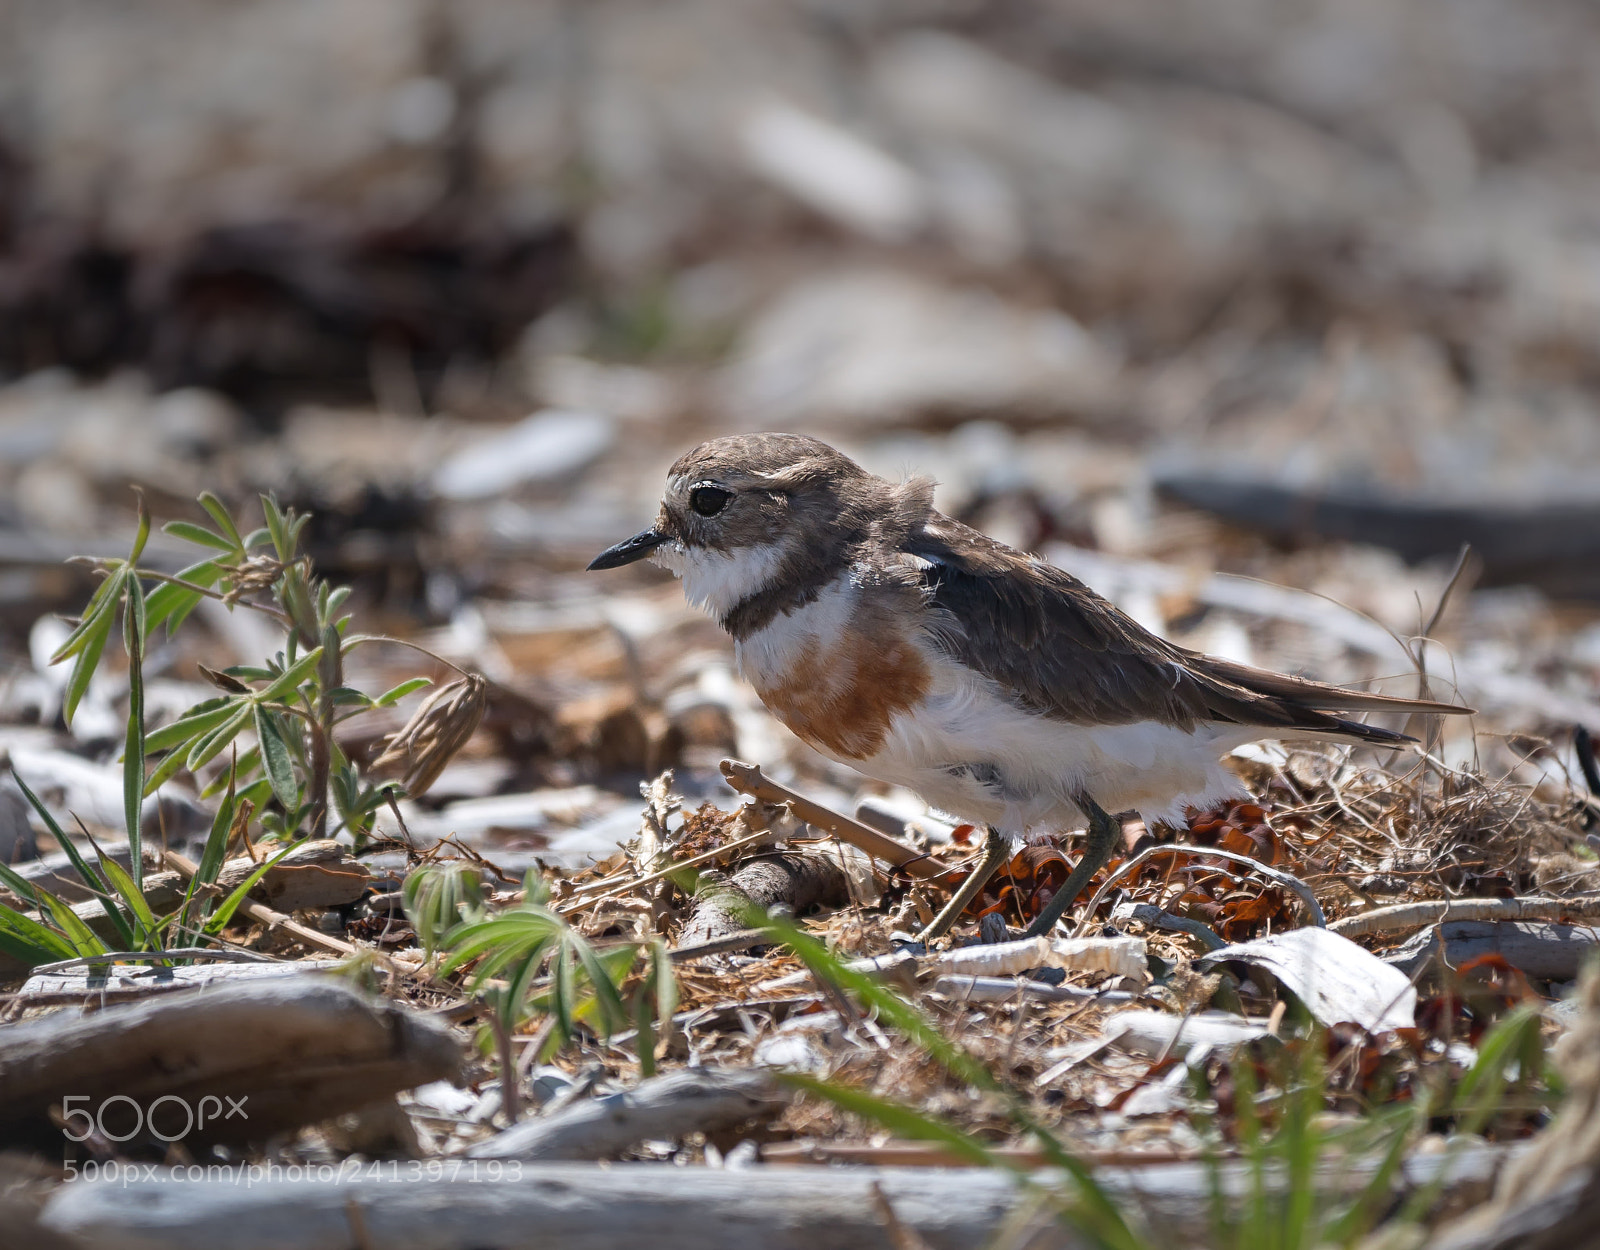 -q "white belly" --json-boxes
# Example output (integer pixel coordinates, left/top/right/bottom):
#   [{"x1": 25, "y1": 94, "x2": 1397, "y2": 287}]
[
  {"x1": 843, "y1": 647, "x2": 1249, "y2": 834},
  {"x1": 733, "y1": 577, "x2": 1252, "y2": 835}
]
